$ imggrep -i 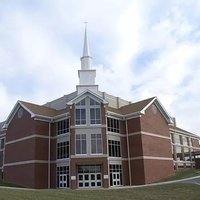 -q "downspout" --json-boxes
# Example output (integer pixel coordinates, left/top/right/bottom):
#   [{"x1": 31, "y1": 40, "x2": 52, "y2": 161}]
[
  {"x1": 125, "y1": 119, "x2": 132, "y2": 185},
  {"x1": 48, "y1": 121, "x2": 51, "y2": 189},
  {"x1": 69, "y1": 116, "x2": 71, "y2": 188}
]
